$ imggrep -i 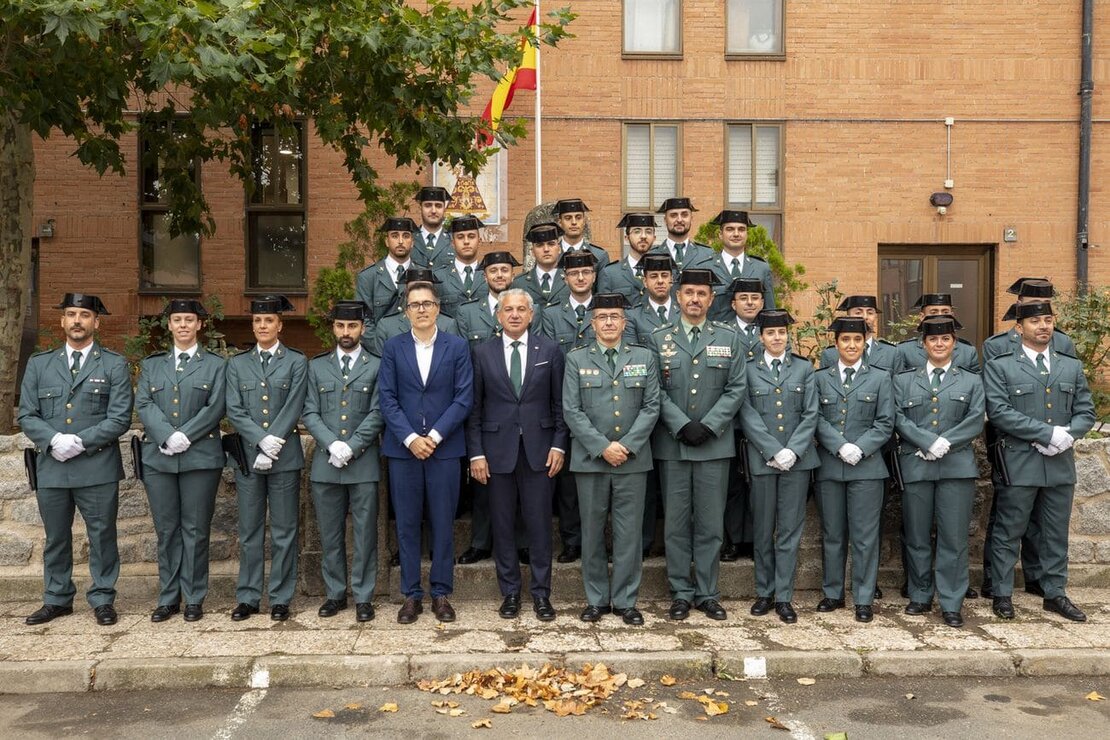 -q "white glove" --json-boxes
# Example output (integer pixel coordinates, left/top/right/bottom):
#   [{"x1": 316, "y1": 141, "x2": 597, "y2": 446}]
[
  {"x1": 328, "y1": 441, "x2": 353, "y2": 464},
  {"x1": 928, "y1": 436, "x2": 951, "y2": 459},
  {"x1": 915, "y1": 449, "x2": 938, "y2": 461},
  {"x1": 49, "y1": 433, "x2": 85, "y2": 462},
  {"x1": 1050, "y1": 426, "x2": 1074, "y2": 451},
  {"x1": 838, "y1": 443, "x2": 863, "y2": 466},
  {"x1": 164, "y1": 431, "x2": 191, "y2": 454},
  {"x1": 766, "y1": 458, "x2": 787, "y2": 471},
  {"x1": 259, "y1": 435, "x2": 285, "y2": 460},
  {"x1": 773, "y1": 448, "x2": 798, "y2": 471},
  {"x1": 328, "y1": 453, "x2": 348, "y2": 468},
  {"x1": 1033, "y1": 442, "x2": 1063, "y2": 457},
  {"x1": 252, "y1": 453, "x2": 274, "y2": 471}
]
